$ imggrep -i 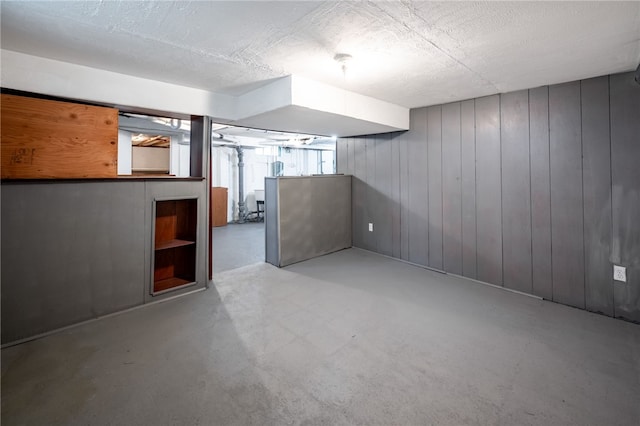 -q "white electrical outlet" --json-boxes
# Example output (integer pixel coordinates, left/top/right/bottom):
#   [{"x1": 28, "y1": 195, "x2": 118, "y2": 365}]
[
  {"x1": 613, "y1": 265, "x2": 626, "y2": 282},
  {"x1": 368, "y1": 223, "x2": 374, "y2": 232}
]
